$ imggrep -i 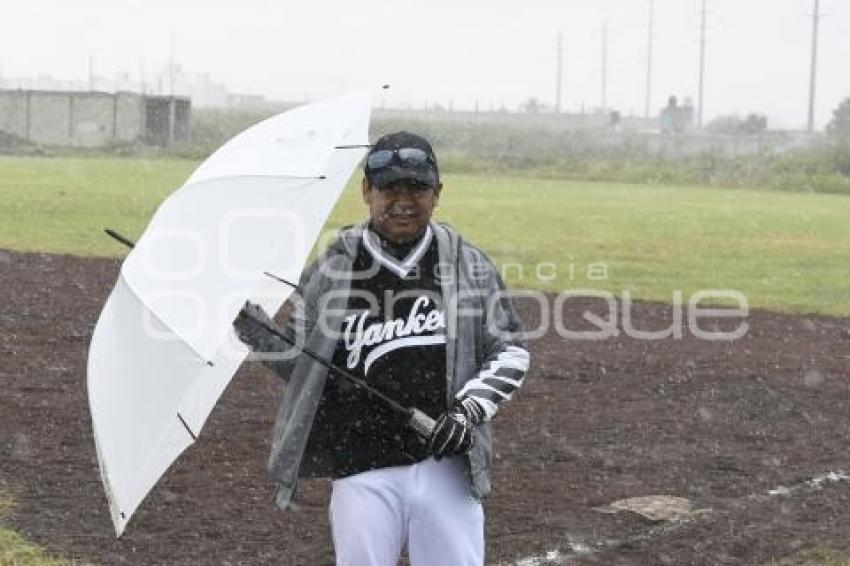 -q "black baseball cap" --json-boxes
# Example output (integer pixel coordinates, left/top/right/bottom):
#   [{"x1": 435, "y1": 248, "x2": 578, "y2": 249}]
[{"x1": 364, "y1": 131, "x2": 440, "y2": 188}]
